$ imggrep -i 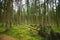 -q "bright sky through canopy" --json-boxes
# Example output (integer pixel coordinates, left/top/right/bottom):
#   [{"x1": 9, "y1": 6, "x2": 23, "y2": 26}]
[{"x1": 13, "y1": 0, "x2": 58, "y2": 12}]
